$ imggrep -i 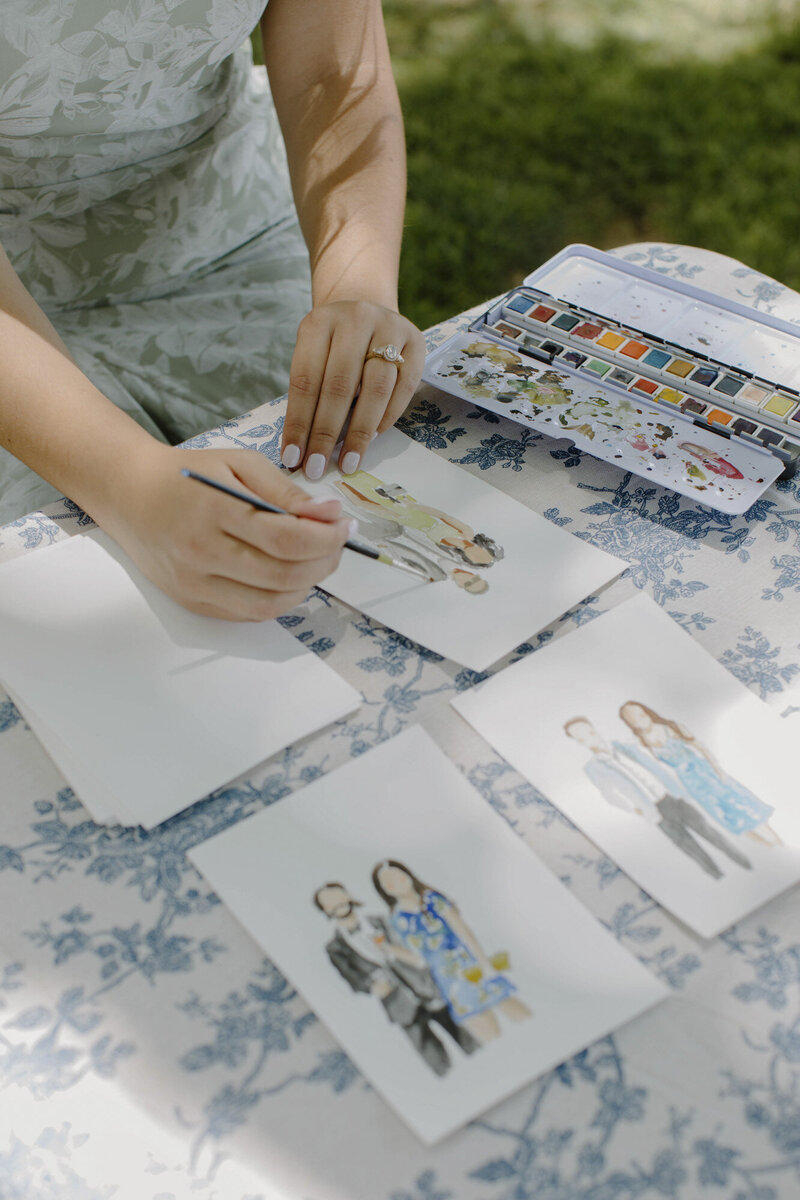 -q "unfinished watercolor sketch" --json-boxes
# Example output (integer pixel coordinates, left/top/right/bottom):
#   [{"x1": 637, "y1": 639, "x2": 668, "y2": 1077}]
[
  {"x1": 334, "y1": 472, "x2": 504, "y2": 595},
  {"x1": 297, "y1": 428, "x2": 623, "y2": 672},
  {"x1": 189, "y1": 727, "x2": 666, "y2": 1143},
  {"x1": 453, "y1": 594, "x2": 800, "y2": 940}
]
